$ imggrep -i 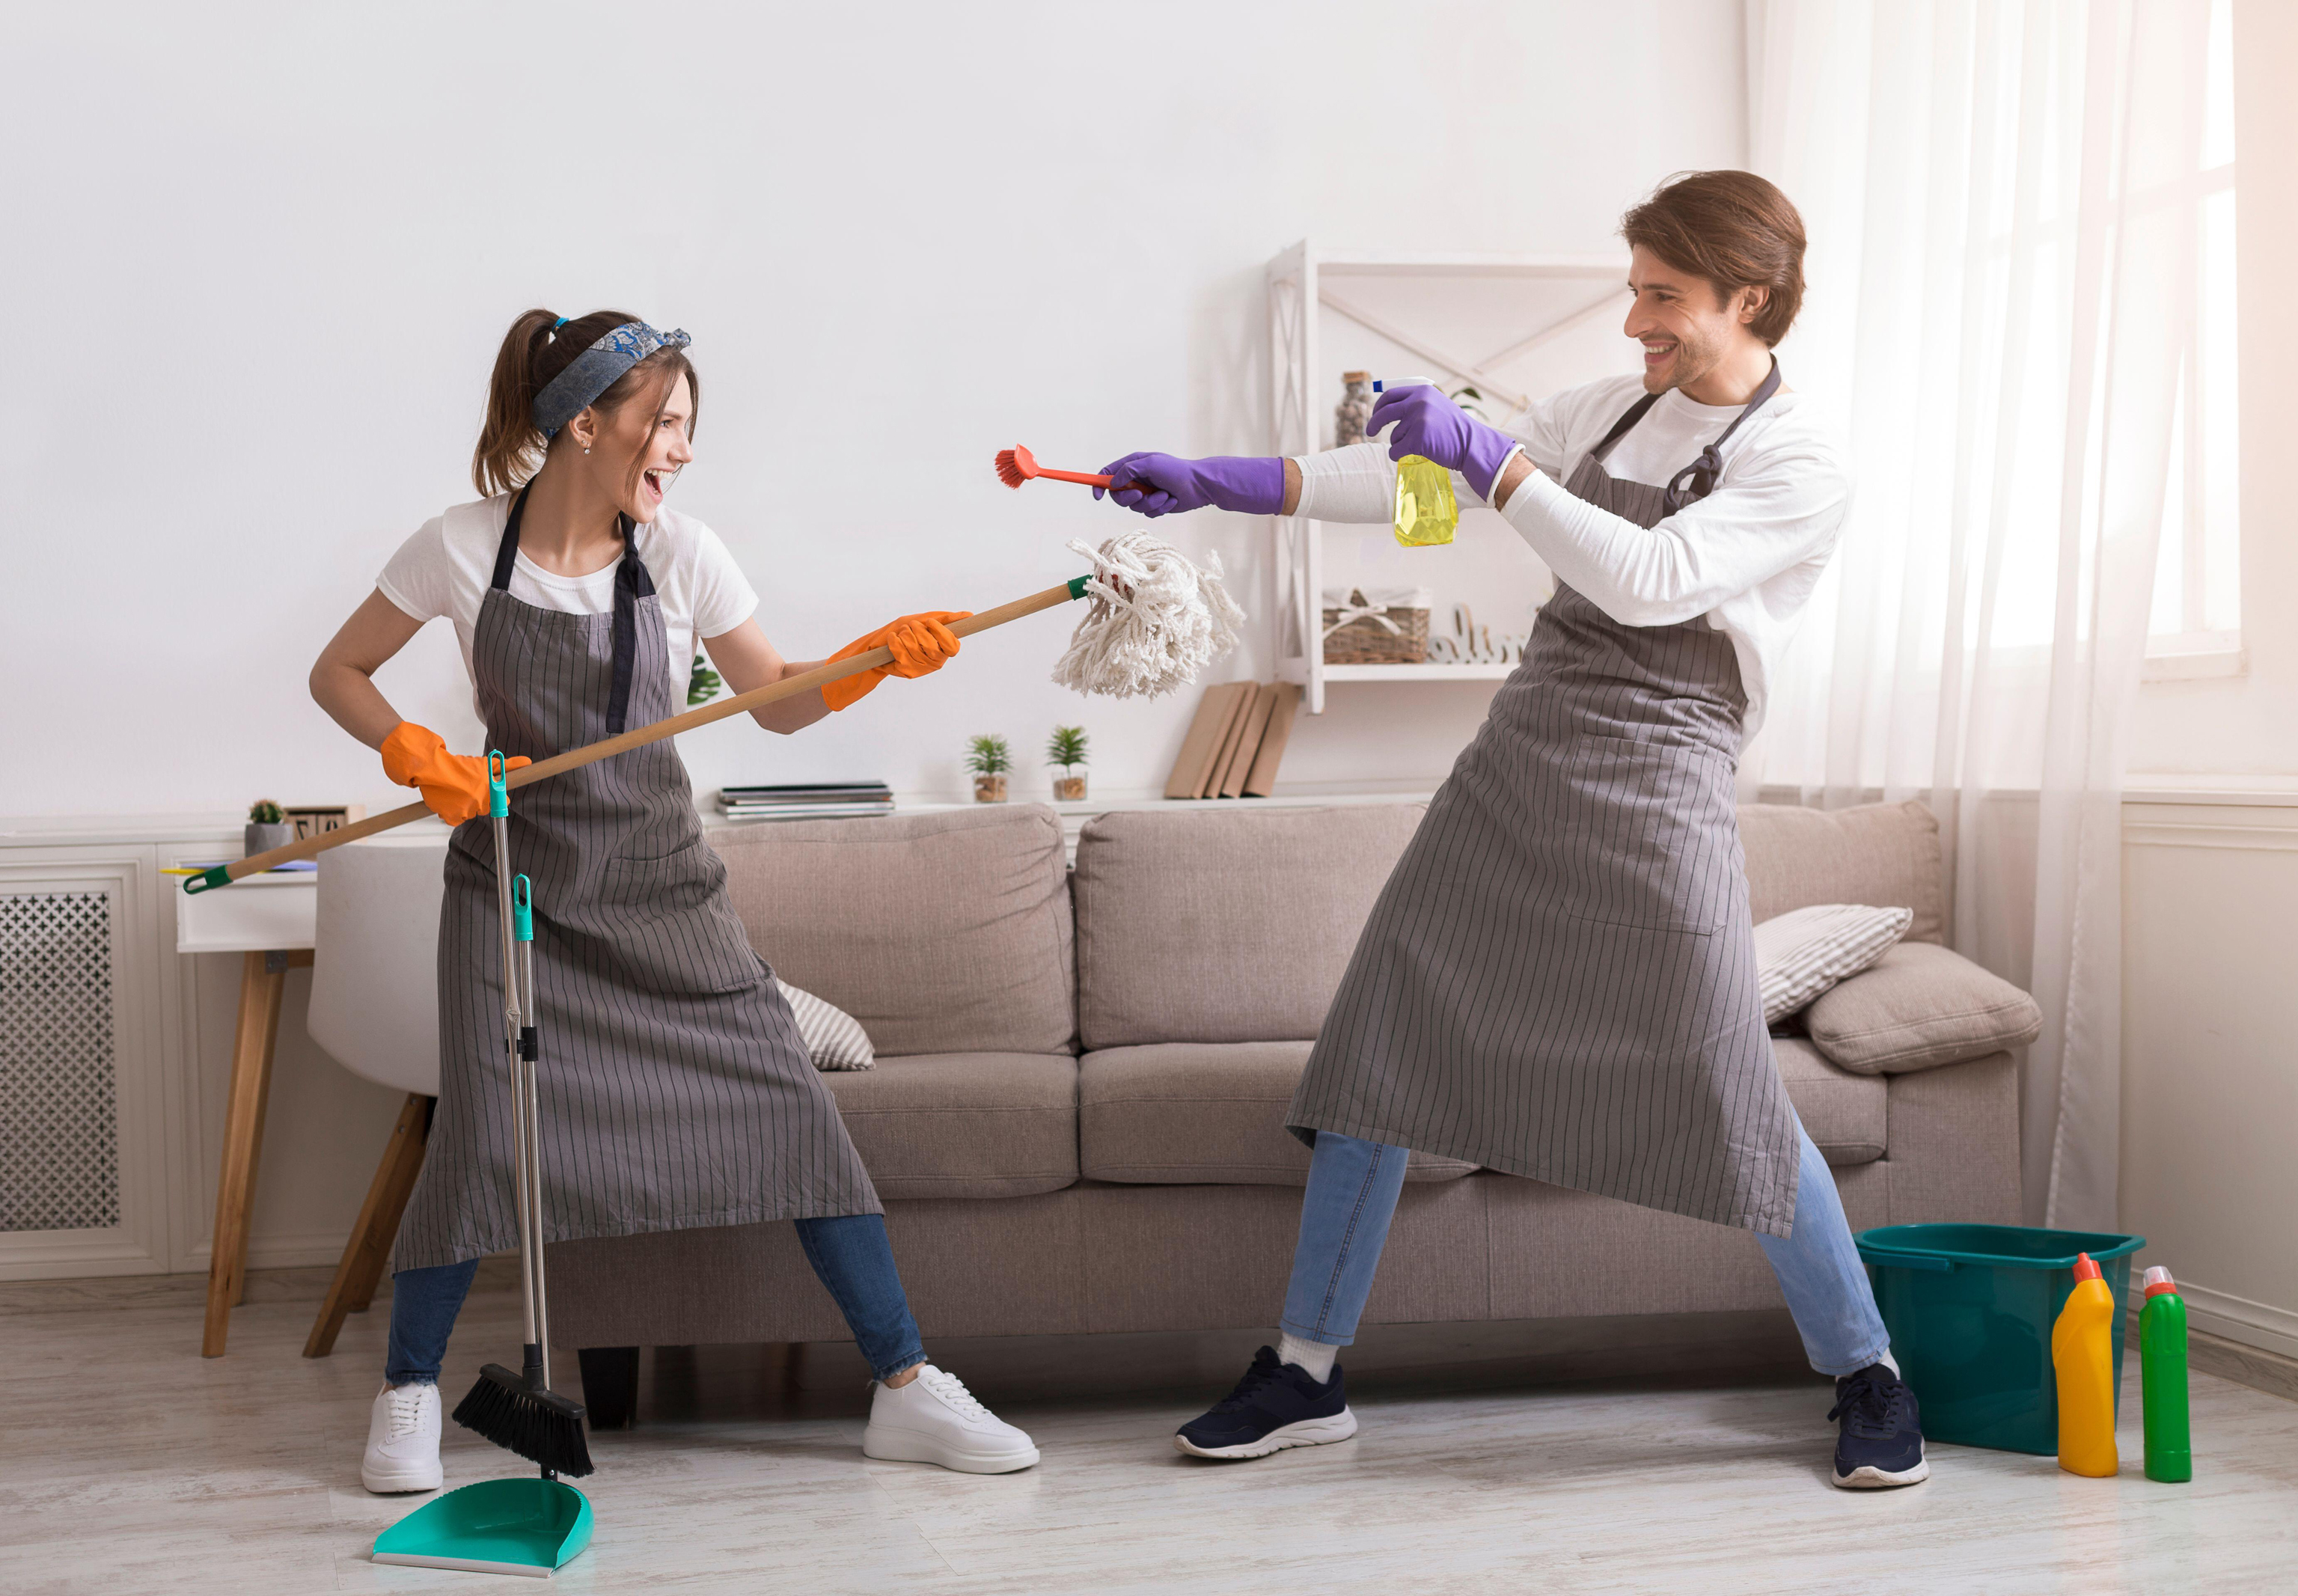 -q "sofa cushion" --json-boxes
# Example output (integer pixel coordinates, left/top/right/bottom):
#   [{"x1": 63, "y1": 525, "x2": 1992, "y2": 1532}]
[
  {"x1": 1740, "y1": 799, "x2": 1946, "y2": 944},
  {"x1": 1805, "y1": 942, "x2": 2044, "y2": 1075},
  {"x1": 1078, "y1": 1042, "x2": 1477, "y2": 1184},
  {"x1": 1773, "y1": 1037, "x2": 1887, "y2": 1166},
  {"x1": 823, "y1": 1052, "x2": 1077, "y2": 1199},
  {"x1": 1754, "y1": 904, "x2": 1913, "y2": 1023},
  {"x1": 1073, "y1": 805, "x2": 1426, "y2": 1049},
  {"x1": 715, "y1": 805, "x2": 1075, "y2": 1057}
]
